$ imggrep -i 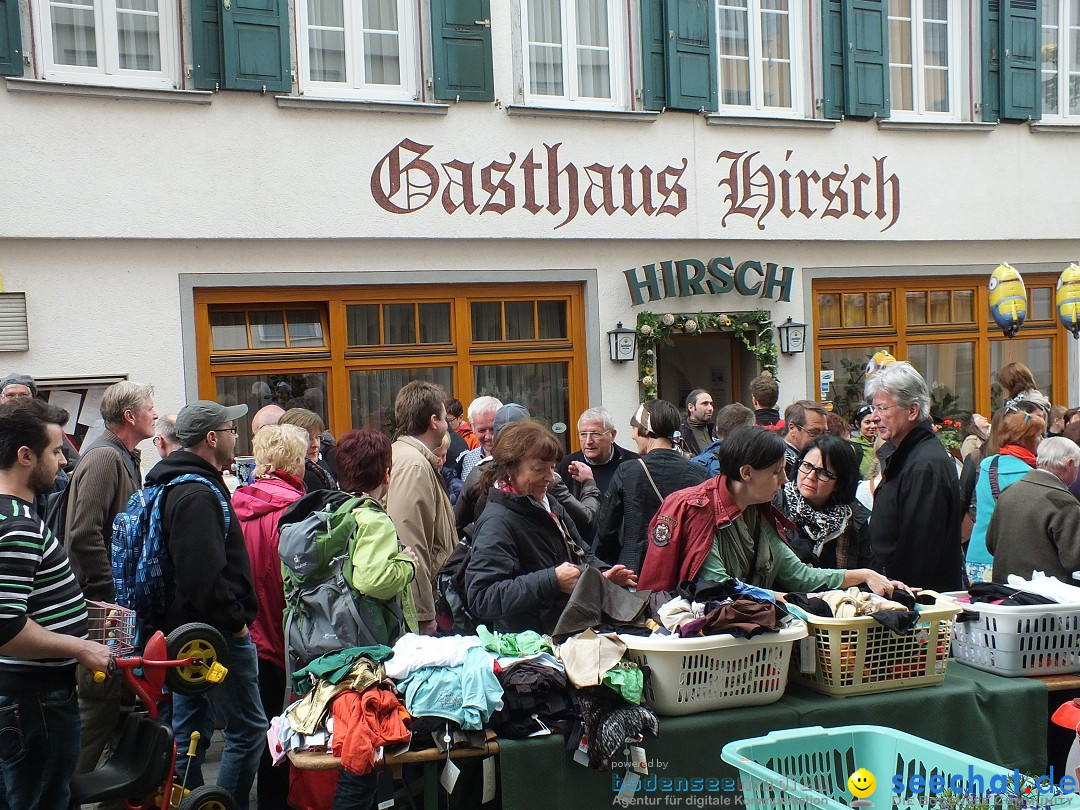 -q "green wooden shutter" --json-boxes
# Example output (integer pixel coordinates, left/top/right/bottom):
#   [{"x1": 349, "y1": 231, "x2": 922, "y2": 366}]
[
  {"x1": 191, "y1": 0, "x2": 223, "y2": 90},
  {"x1": 641, "y1": 0, "x2": 666, "y2": 110},
  {"x1": 664, "y1": 0, "x2": 716, "y2": 111},
  {"x1": 1000, "y1": 0, "x2": 1040, "y2": 120},
  {"x1": 843, "y1": 0, "x2": 890, "y2": 118},
  {"x1": 981, "y1": 0, "x2": 1001, "y2": 121},
  {"x1": 222, "y1": 0, "x2": 291, "y2": 92},
  {"x1": 0, "y1": 0, "x2": 23, "y2": 77},
  {"x1": 431, "y1": 0, "x2": 493, "y2": 101},
  {"x1": 821, "y1": 0, "x2": 845, "y2": 119}
]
